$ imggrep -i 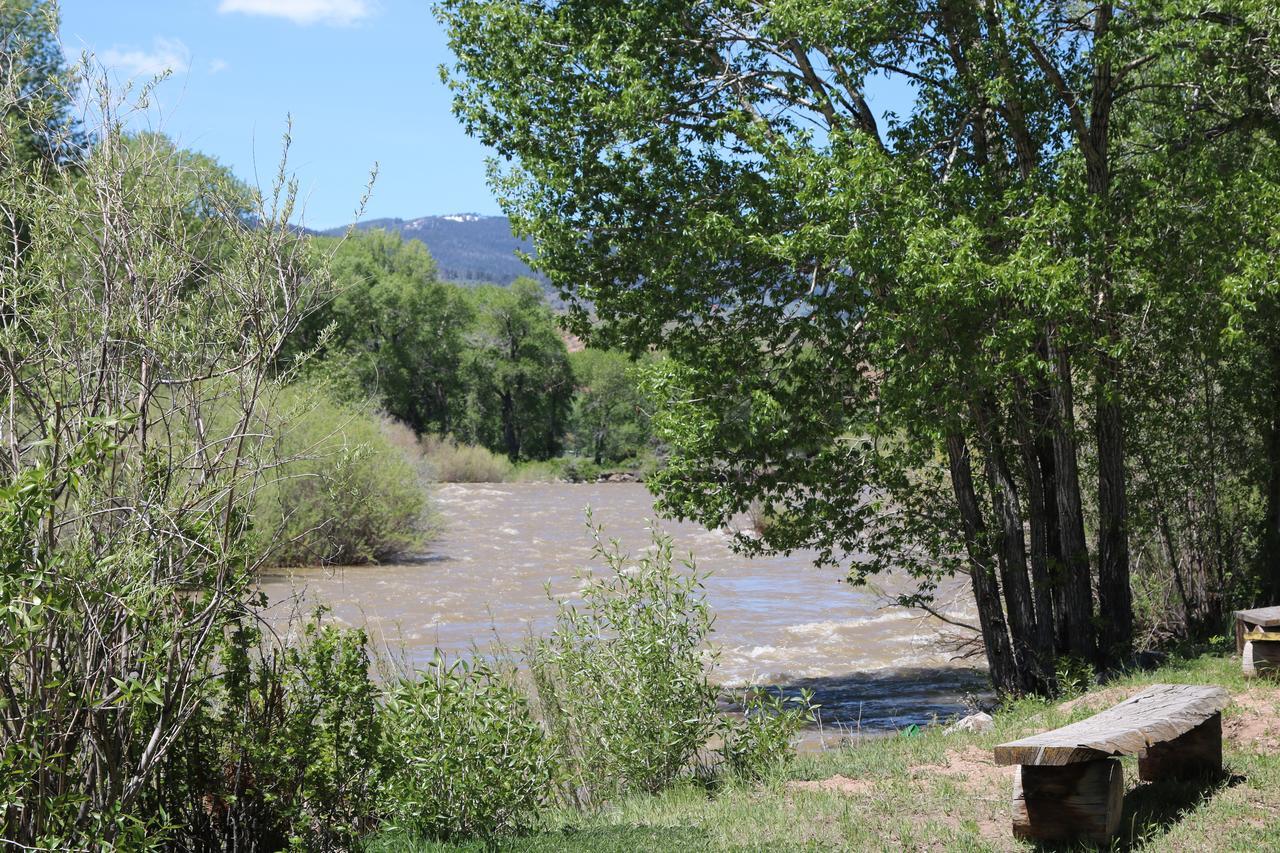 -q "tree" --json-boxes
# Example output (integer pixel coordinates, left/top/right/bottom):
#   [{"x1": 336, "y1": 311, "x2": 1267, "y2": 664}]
[
  {"x1": 439, "y1": 0, "x2": 1272, "y2": 692},
  {"x1": 461, "y1": 278, "x2": 572, "y2": 461},
  {"x1": 568, "y1": 348, "x2": 651, "y2": 464},
  {"x1": 1, "y1": 0, "x2": 80, "y2": 167},
  {"x1": 293, "y1": 229, "x2": 474, "y2": 435}
]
